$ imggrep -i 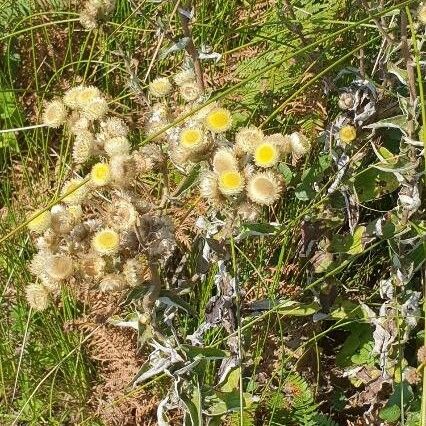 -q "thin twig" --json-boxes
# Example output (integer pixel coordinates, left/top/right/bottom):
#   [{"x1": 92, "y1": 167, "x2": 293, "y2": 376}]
[
  {"x1": 179, "y1": 2, "x2": 205, "y2": 90},
  {"x1": 361, "y1": 0, "x2": 394, "y2": 44}
]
